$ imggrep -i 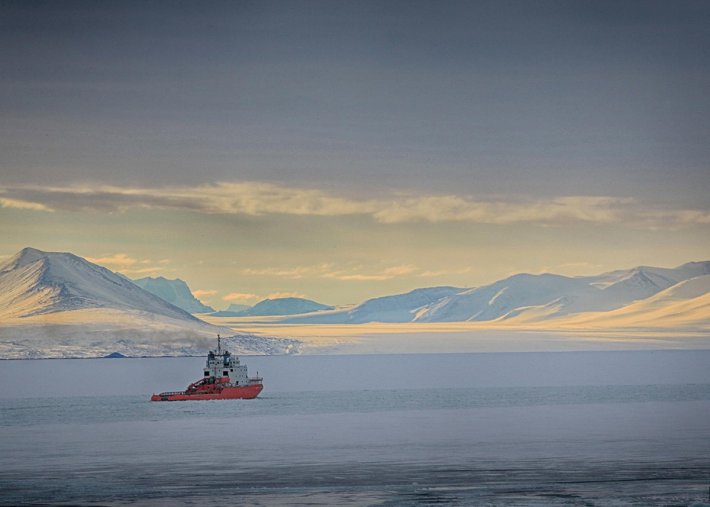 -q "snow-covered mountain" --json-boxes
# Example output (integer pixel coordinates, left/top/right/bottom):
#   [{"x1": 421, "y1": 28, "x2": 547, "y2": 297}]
[
  {"x1": 284, "y1": 287, "x2": 464, "y2": 324},
  {"x1": 272, "y1": 263, "x2": 709, "y2": 325},
  {"x1": 415, "y1": 274, "x2": 588, "y2": 322},
  {"x1": 0, "y1": 247, "x2": 199, "y2": 321},
  {"x1": 233, "y1": 297, "x2": 333, "y2": 317},
  {"x1": 415, "y1": 262, "x2": 710, "y2": 323},
  {"x1": 0, "y1": 248, "x2": 297, "y2": 358},
  {"x1": 591, "y1": 262, "x2": 710, "y2": 289},
  {"x1": 132, "y1": 276, "x2": 214, "y2": 314}
]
